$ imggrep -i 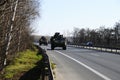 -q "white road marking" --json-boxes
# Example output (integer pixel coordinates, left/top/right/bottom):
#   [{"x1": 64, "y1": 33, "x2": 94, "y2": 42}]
[{"x1": 55, "y1": 50, "x2": 111, "y2": 80}]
